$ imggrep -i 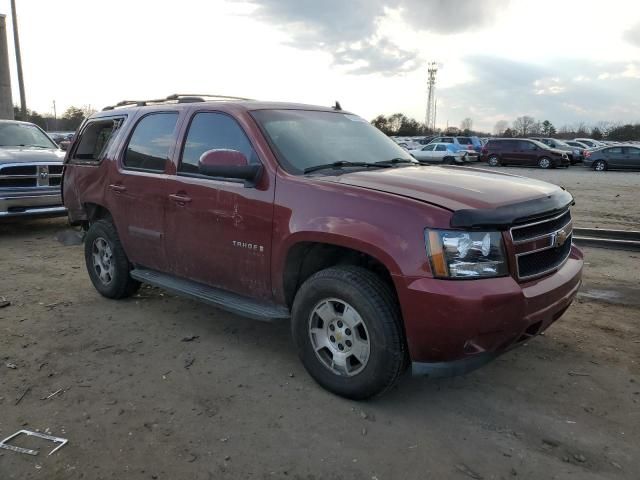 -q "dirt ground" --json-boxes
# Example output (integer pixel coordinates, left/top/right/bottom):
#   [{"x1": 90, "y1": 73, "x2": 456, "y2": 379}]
[
  {"x1": 479, "y1": 166, "x2": 640, "y2": 231},
  {"x1": 1, "y1": 169, "x2": 639, "y2": 479}
]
